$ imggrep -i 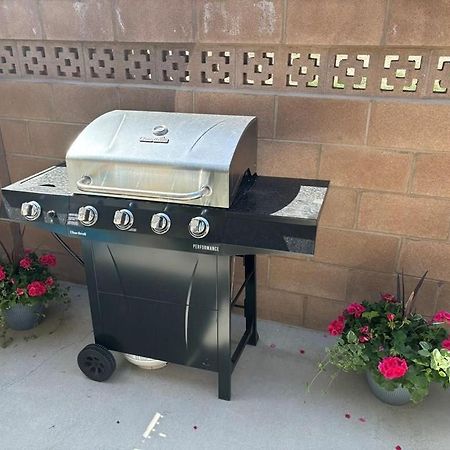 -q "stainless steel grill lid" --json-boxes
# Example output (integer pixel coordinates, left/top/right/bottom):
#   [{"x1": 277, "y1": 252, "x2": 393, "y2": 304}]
[{"x1": 66, "y1": 110, "x2": 257, "y2": 208}]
